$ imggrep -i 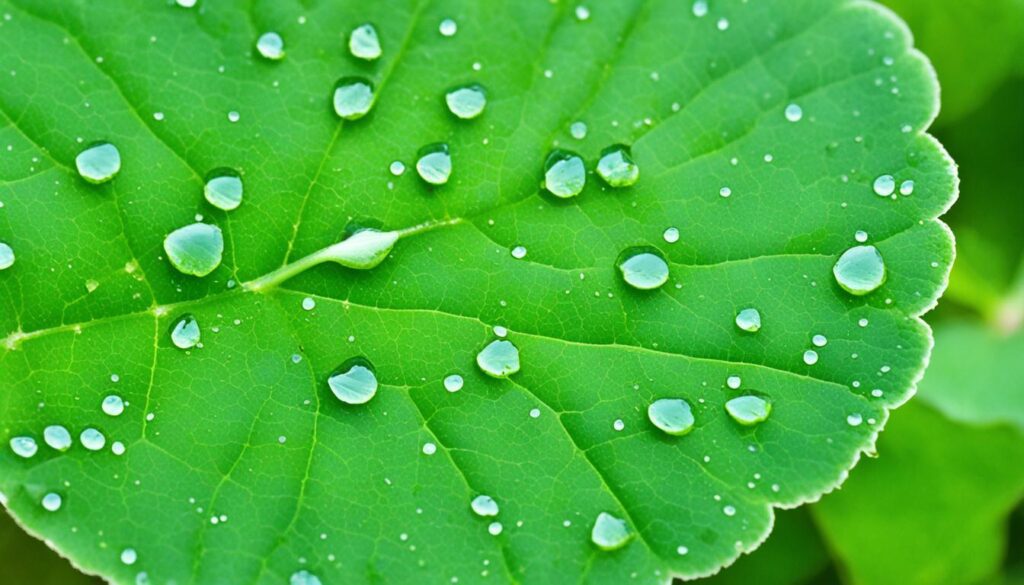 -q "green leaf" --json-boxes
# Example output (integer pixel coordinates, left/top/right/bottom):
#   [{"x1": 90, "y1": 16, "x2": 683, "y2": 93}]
[
  {"x1": 813, "y1": 401, "x2": 1024, "y2": 585},
  {"x1": 0, "y1": 511, "x2": 101, "y2": 585},
  {"x1": 0, "y1": 0, "x2": 956, "y2": 583}
]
